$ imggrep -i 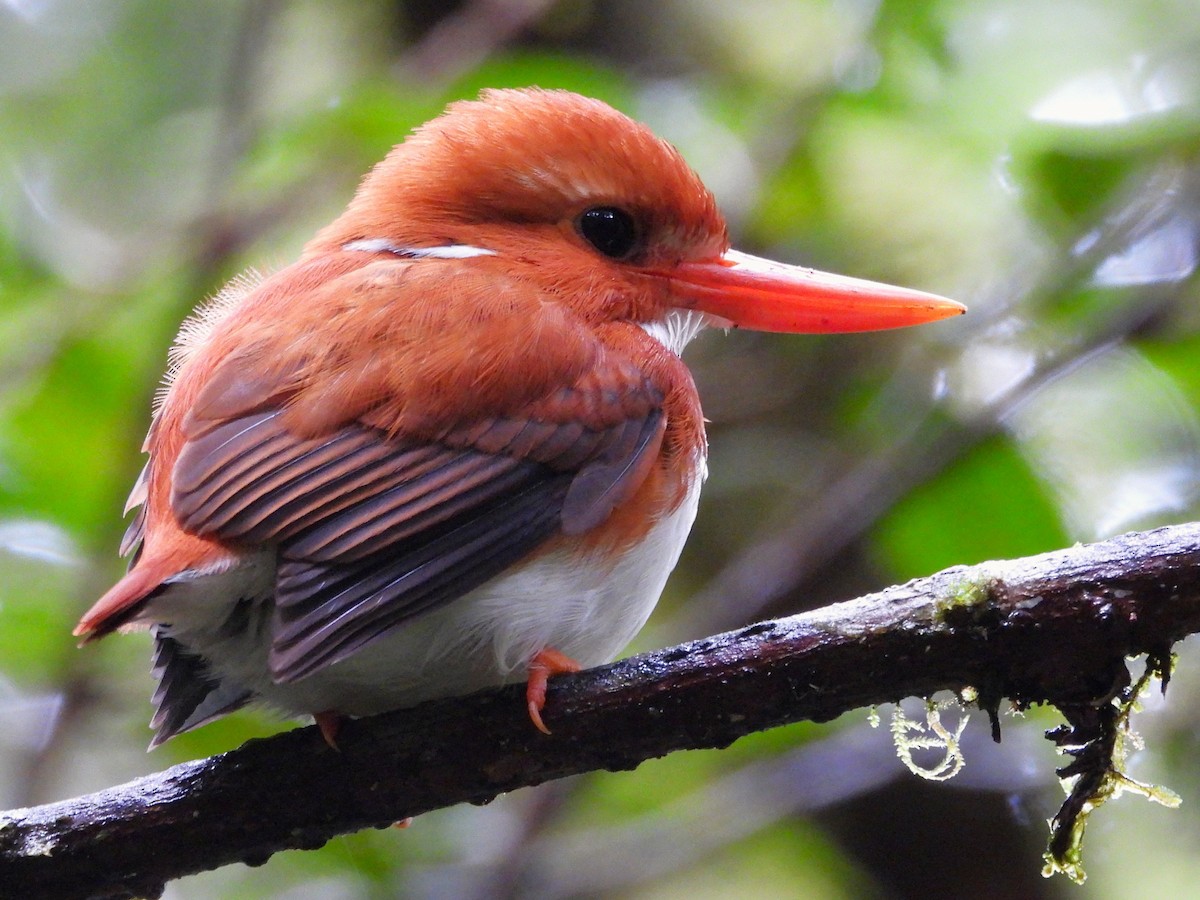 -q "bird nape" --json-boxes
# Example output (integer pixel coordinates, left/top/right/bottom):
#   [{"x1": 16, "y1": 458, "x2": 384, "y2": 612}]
[{"x1": 75, "y1": 87, "x2": 964, "y2": 749}]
